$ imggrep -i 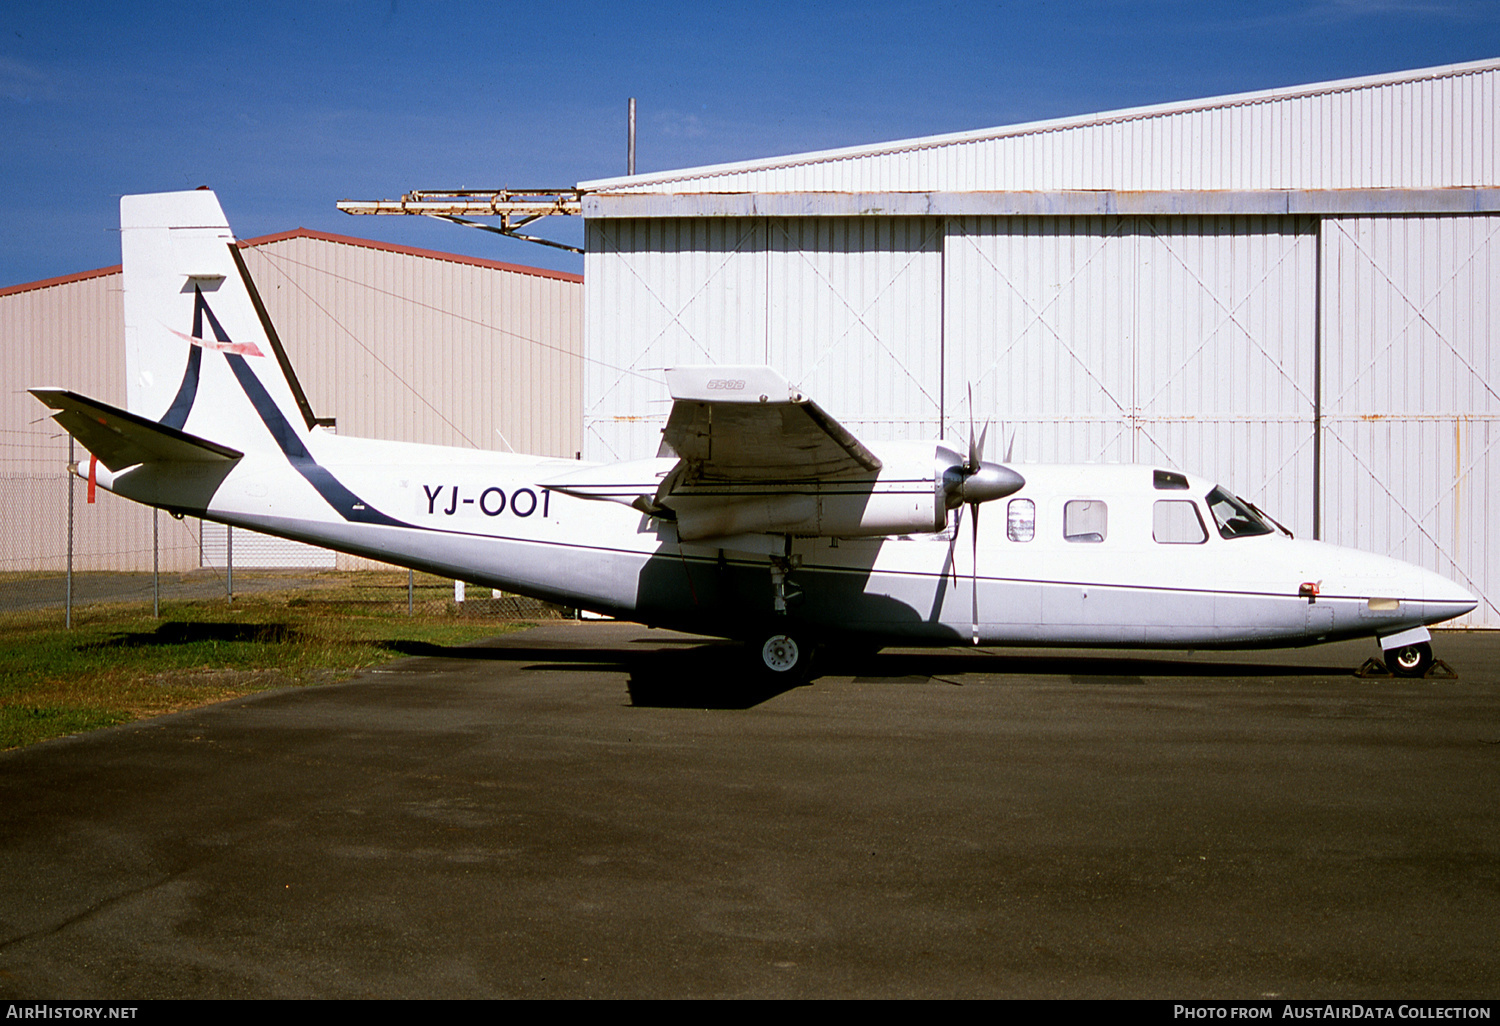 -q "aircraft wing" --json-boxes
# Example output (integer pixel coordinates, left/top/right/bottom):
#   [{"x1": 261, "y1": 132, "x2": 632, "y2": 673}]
[
  {"x1": 548, "y1": 368, "x2": 934, "y2": 543},
  {"x1": 658, "y1": 366, "x2": 881, "y2": 481},
  {"x1": 31, "y1": 388, "x2": 243, "y2": 471}
]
